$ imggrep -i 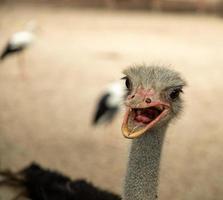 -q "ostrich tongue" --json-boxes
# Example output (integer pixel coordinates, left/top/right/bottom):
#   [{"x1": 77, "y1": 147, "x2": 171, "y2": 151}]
[
  {"x1": 122, "y1": 105, "x2": 167, "y2": 138},
  {"x1": 134, "y1": 108, "x2": 160, "y2": 124},
  {"x1": 126, "y1": 107, "x2": 160, "y2": 133}
]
